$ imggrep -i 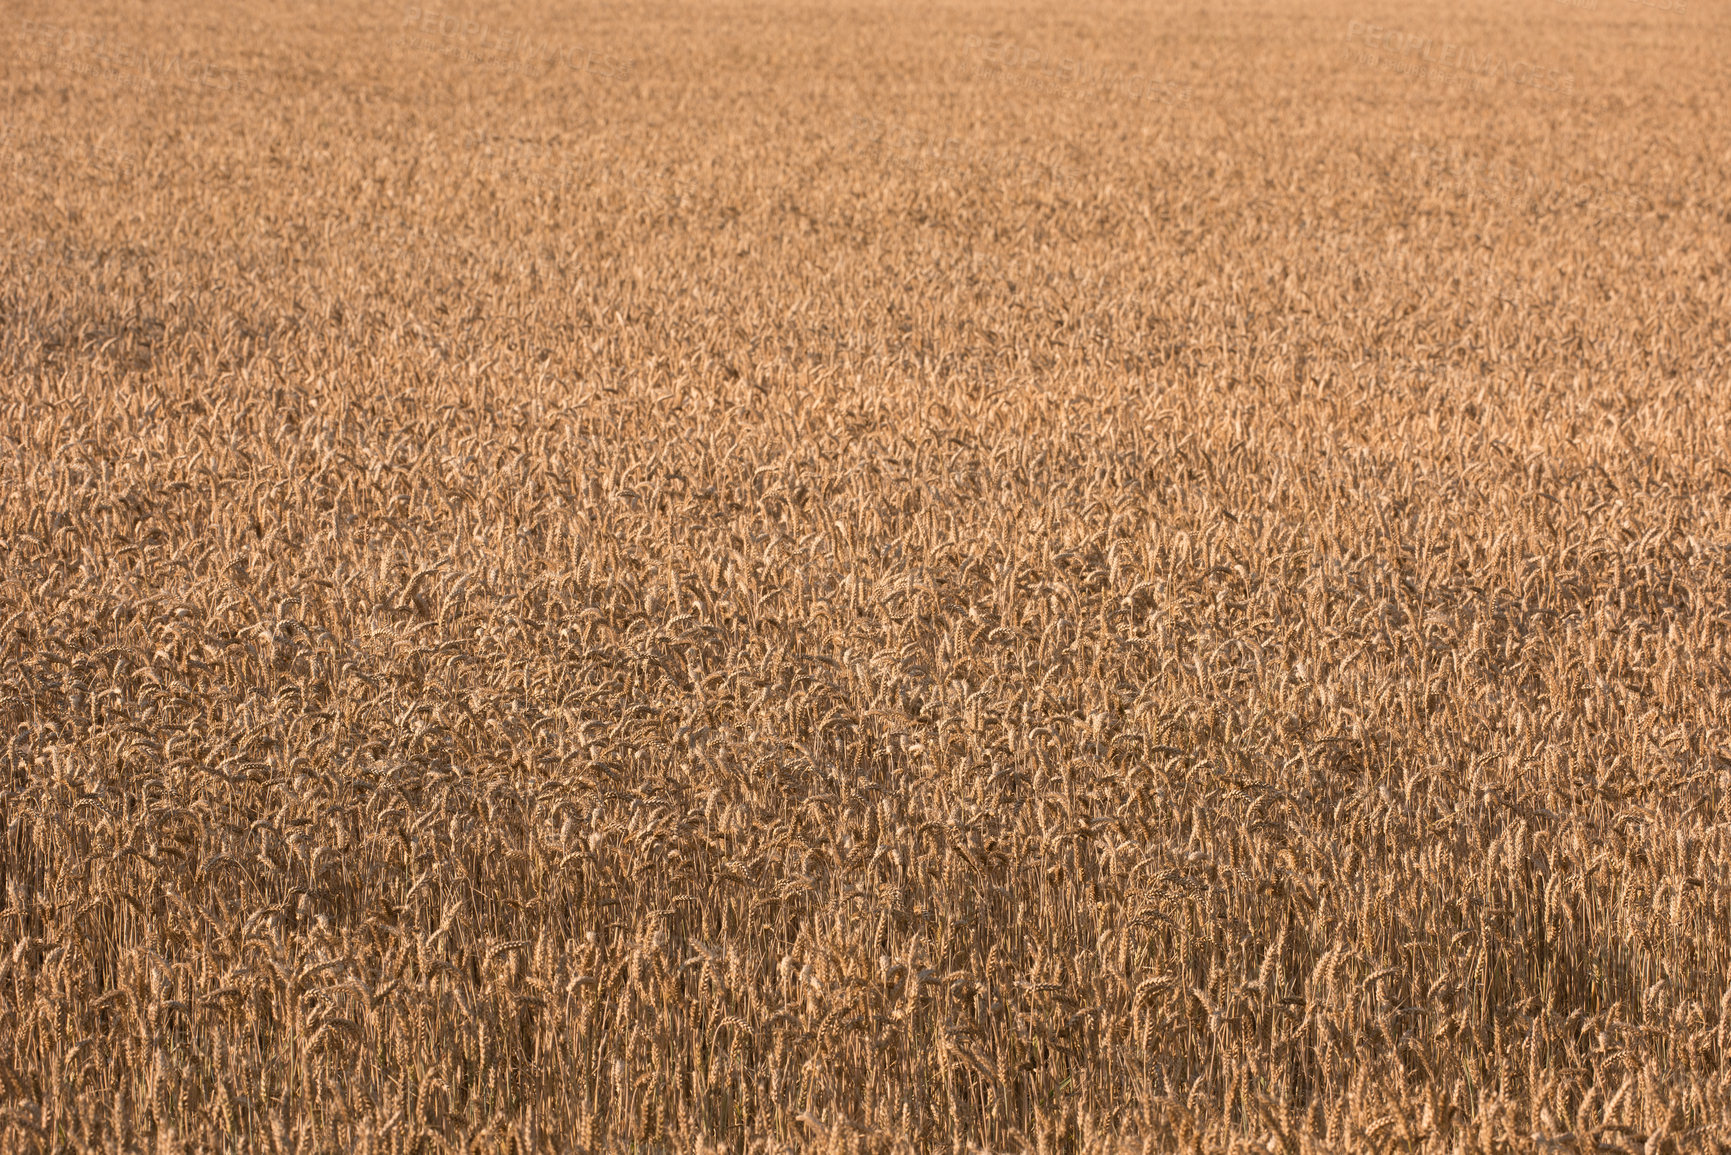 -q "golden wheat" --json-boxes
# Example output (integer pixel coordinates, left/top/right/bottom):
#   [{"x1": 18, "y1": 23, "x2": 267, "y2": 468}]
[{"x1": 1, "y1": 0, "x2": 1727, "y2": 1151}]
